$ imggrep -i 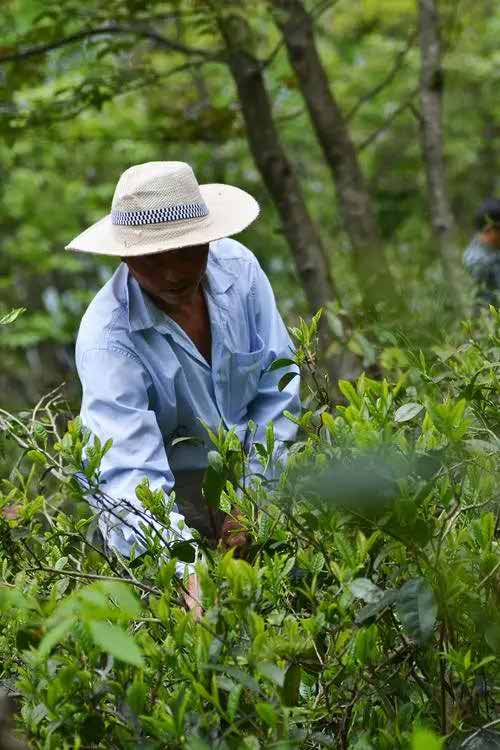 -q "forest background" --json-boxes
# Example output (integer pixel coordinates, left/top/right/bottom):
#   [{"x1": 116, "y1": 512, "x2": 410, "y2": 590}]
[{"x1": 1, "y1": 0, "x2": 499, "y2": 409}]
